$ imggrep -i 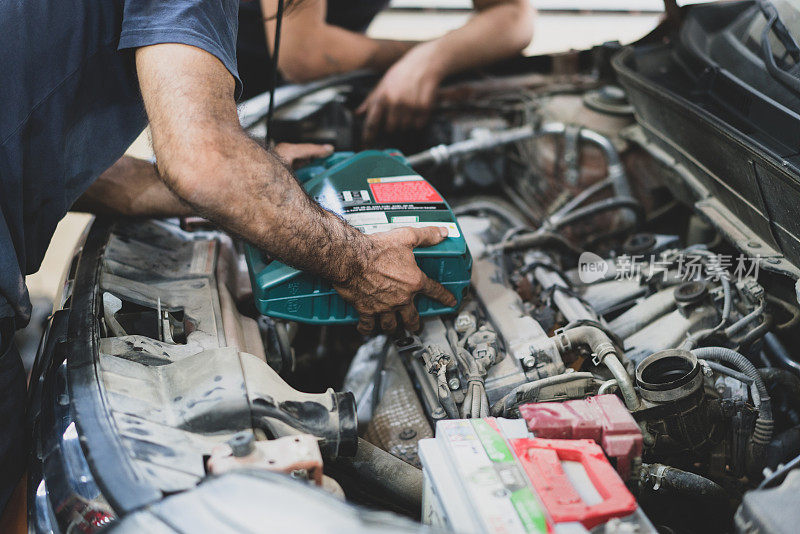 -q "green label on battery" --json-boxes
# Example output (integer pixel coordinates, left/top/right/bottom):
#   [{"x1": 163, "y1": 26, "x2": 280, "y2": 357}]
[
  {"x1": 466, "y1": 419, "x2": 548, "y2": 534},
  {"x1": 511, "y1": 488, "x2": 549, "y2": 534},
  {"x1": 472, "y1": 419, "x2": 515, "y2": 463}
]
